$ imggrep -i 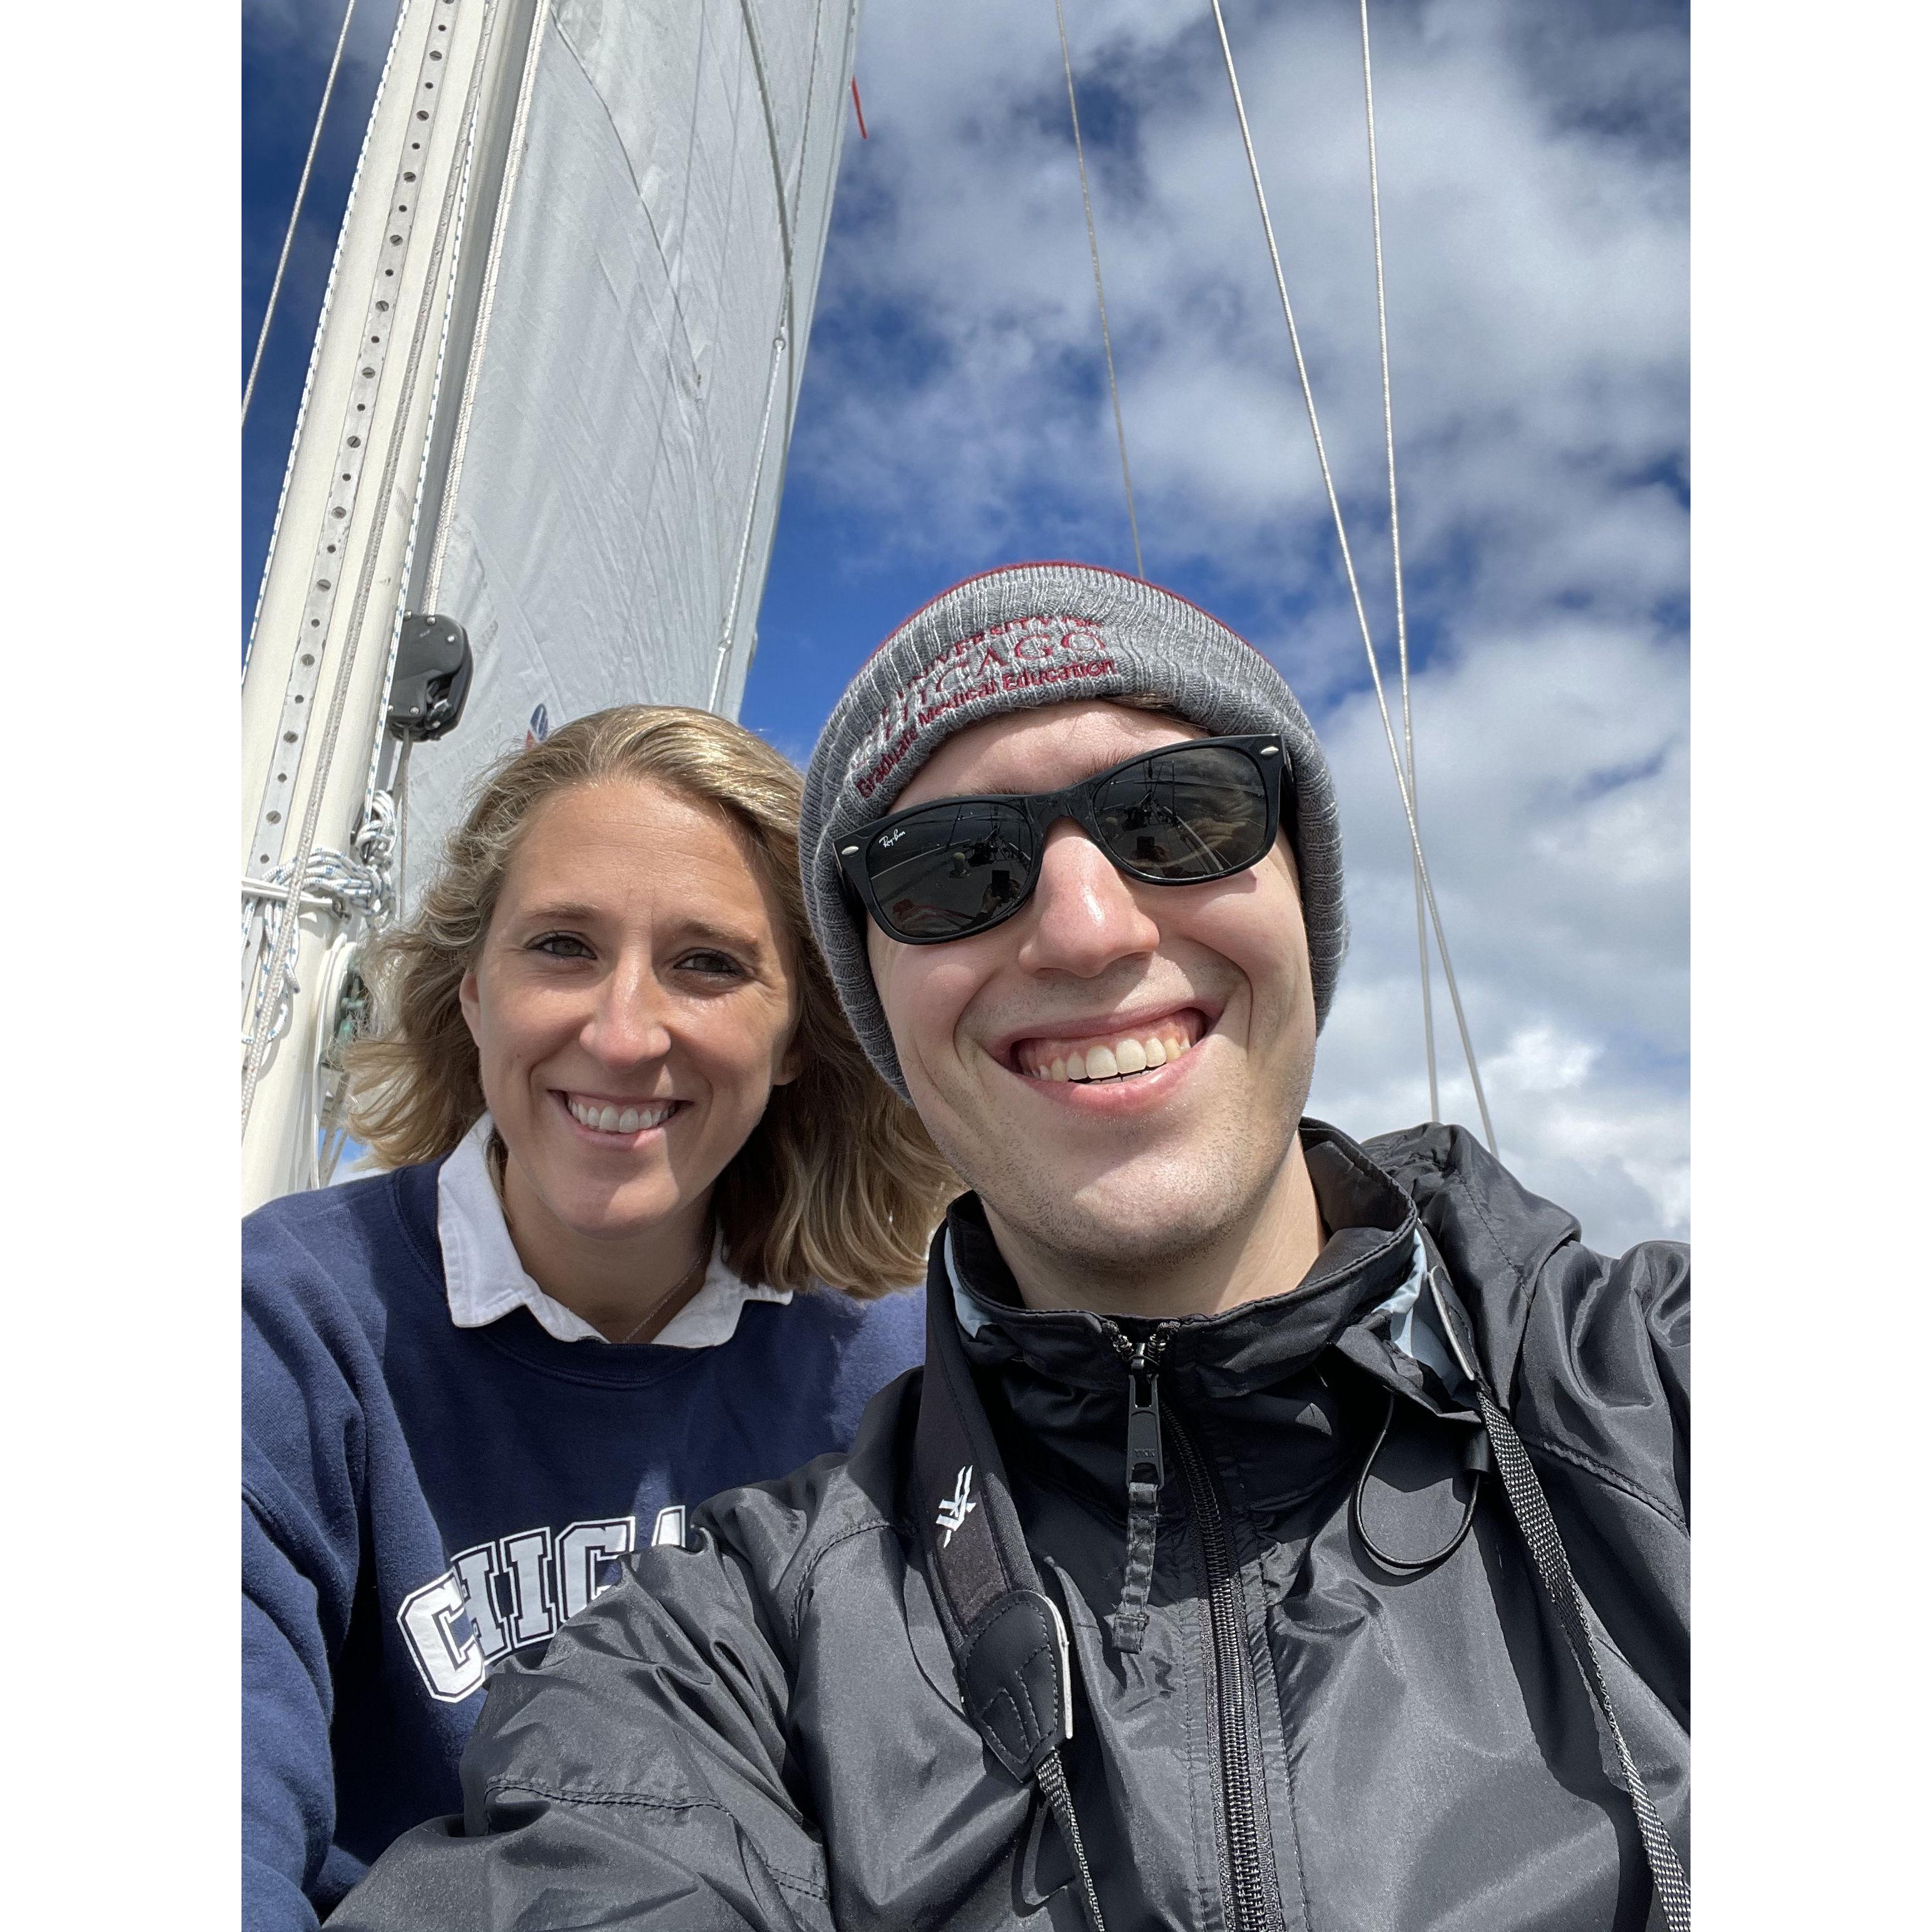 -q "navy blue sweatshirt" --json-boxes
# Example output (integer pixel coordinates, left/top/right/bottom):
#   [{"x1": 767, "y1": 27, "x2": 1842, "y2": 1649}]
[{"x1": 242, "y1": 1160, "x2": 926, "y2": 1931}]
